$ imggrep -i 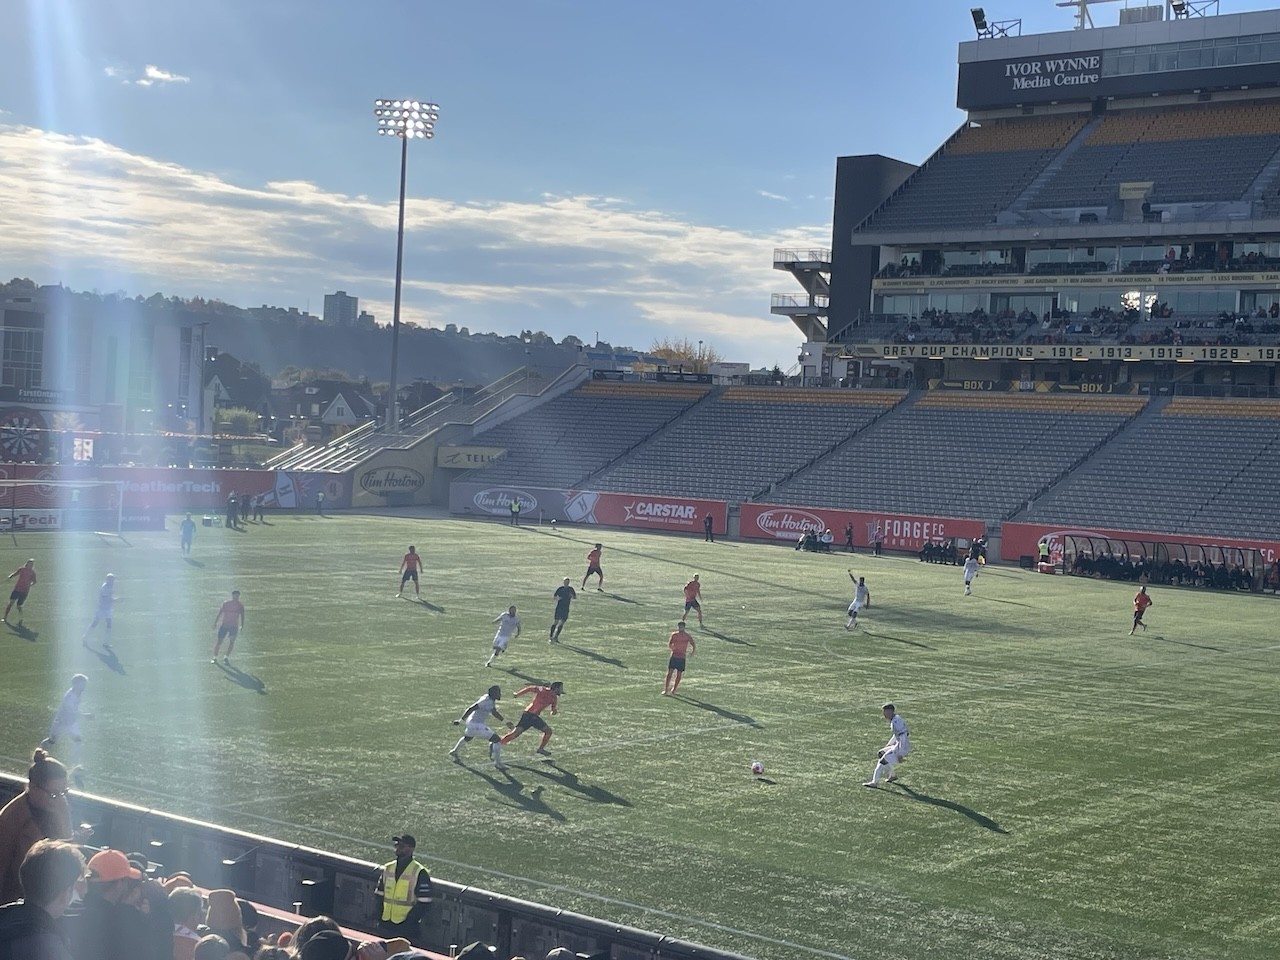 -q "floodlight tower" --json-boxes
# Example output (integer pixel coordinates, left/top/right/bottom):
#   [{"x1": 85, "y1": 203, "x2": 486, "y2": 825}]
[{"x1": 373, "y1": 97, "x2": 439, "y2": 432}]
